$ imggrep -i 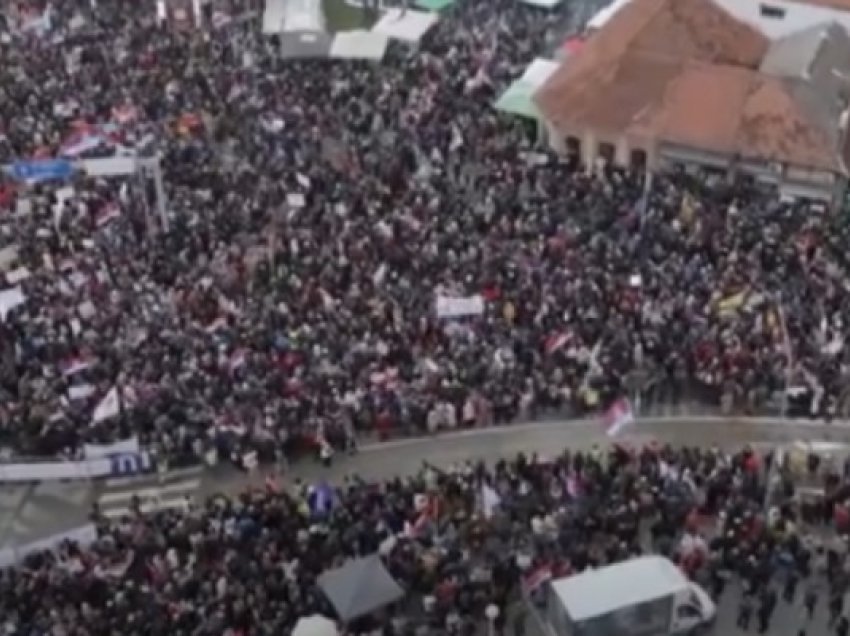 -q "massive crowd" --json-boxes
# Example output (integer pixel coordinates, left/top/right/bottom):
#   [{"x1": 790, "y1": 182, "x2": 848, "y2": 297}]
[
  {"x1": 0, "y1": 0, "x2": 849, "y2": 470},
  {"x1": 1, "y1": 441, "x2": 847, "y2": 635}
]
